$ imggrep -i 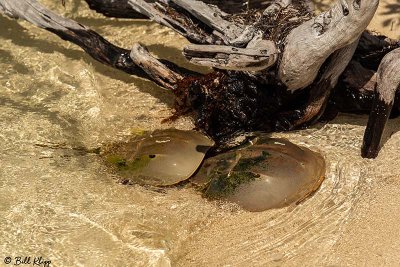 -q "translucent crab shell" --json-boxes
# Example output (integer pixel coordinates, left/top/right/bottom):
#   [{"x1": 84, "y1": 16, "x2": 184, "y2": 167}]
[
  {"x1": 102, "y1": 129, "x2": 215, "y2": 186},
  {"x1": 191, "y1": 138, "x2": 326, "y2": 211}
]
